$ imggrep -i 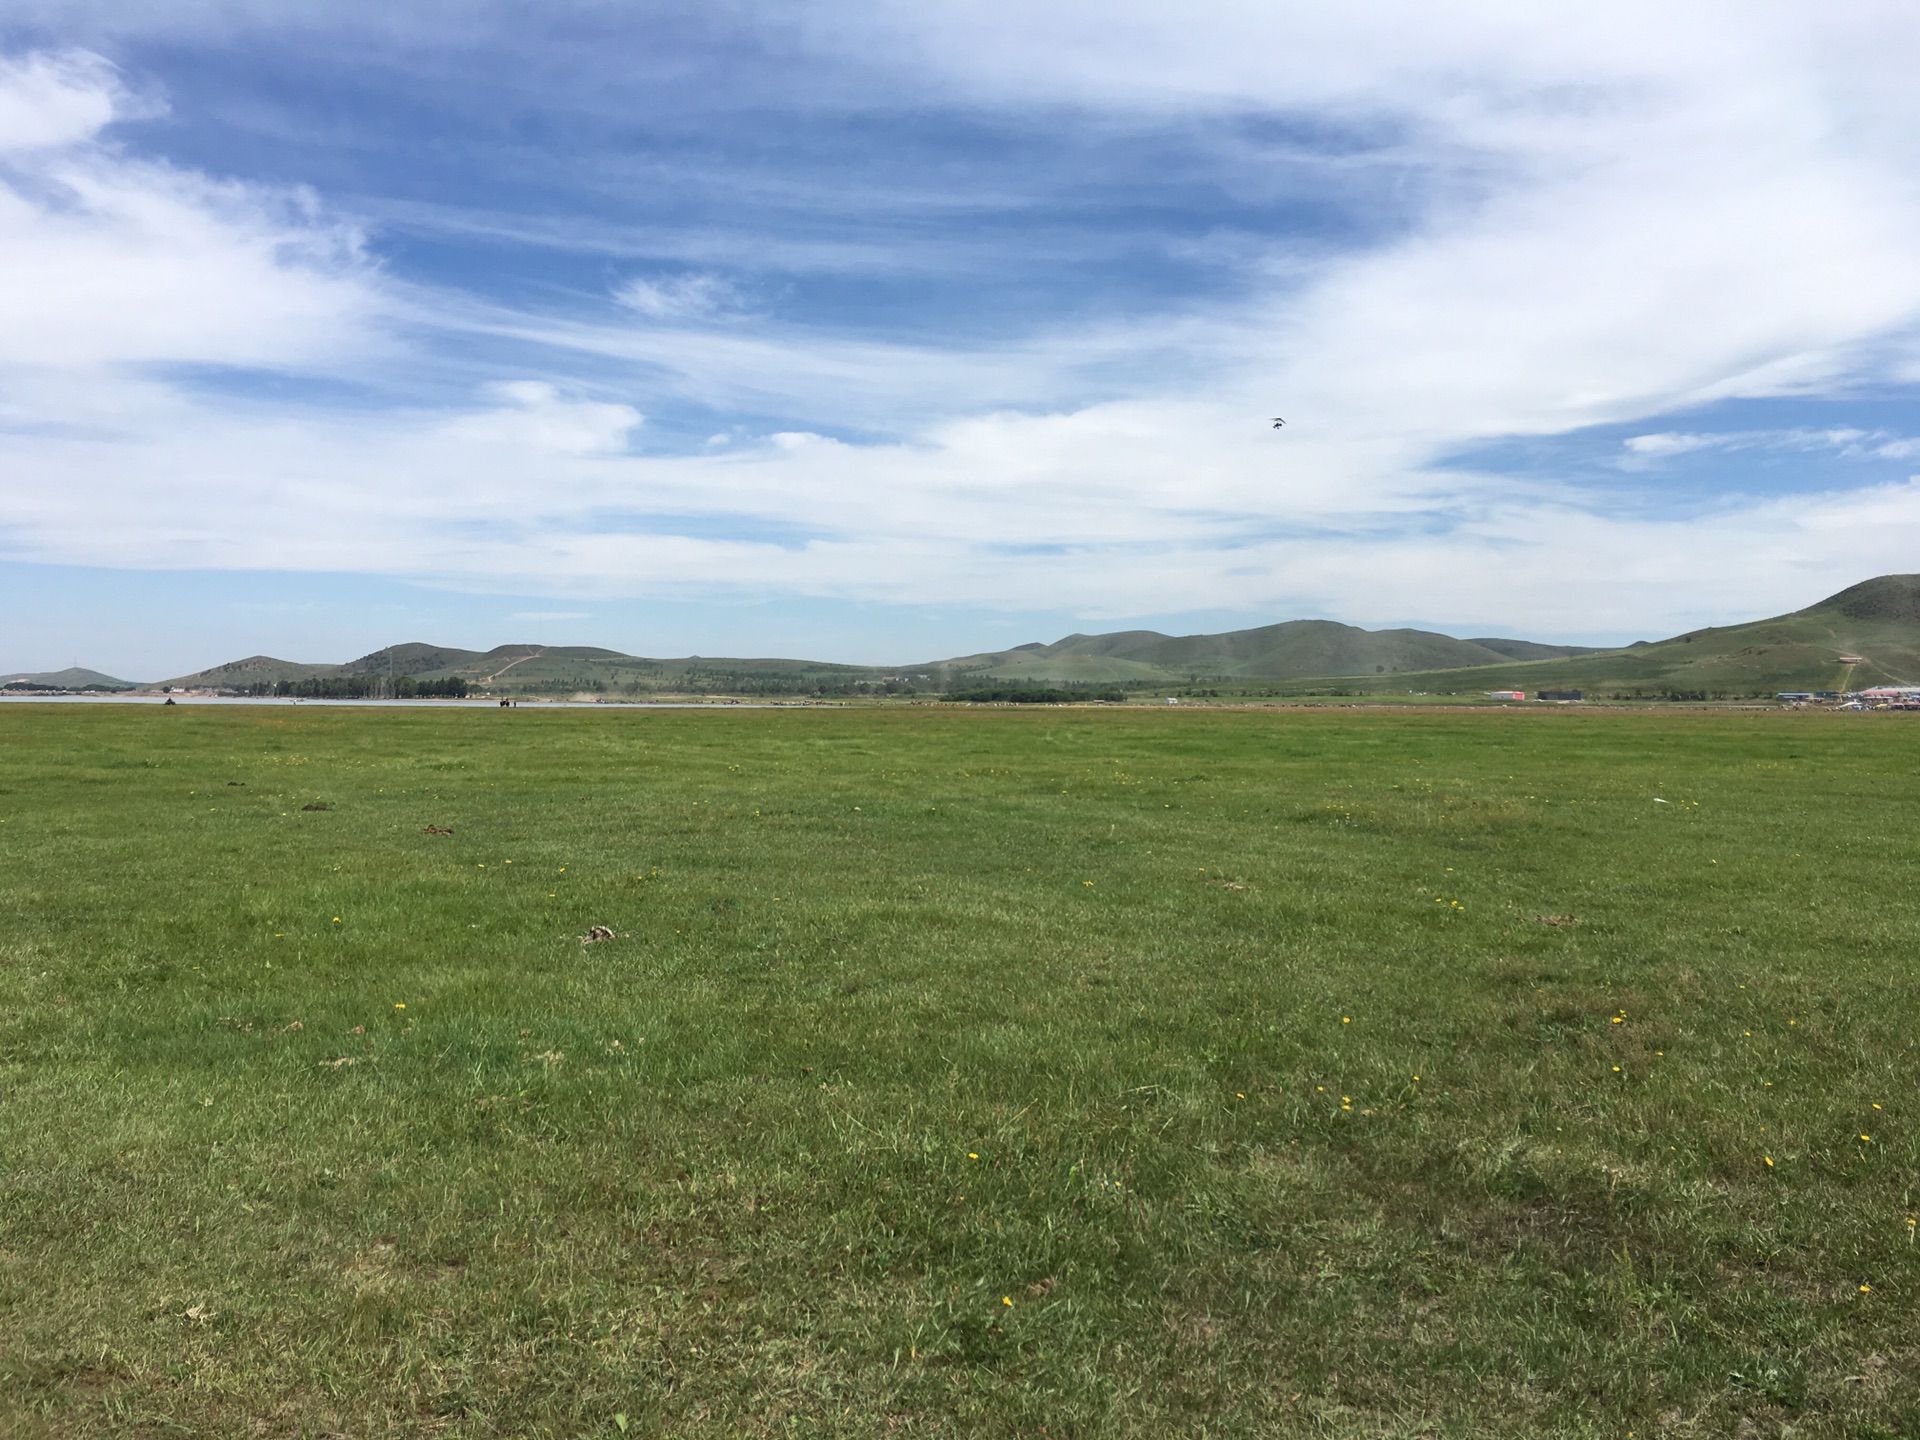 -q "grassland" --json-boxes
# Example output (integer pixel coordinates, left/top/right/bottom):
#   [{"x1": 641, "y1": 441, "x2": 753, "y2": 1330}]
[{"x1": 2, "y1": 704, "x2": 1917, "y2": 1438}]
